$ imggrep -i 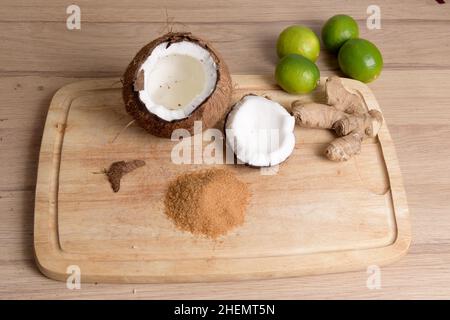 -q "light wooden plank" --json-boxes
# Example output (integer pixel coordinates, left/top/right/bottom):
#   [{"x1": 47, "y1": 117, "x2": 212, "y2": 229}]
[
  {"x1": 1, "y1": 0, "x2": 448, "y2": 22},
  {"x1": 0, "y1": 20, "x2": 449, "y2": 75},
  {"x1": 1, "y1": 250, "x2": 450, "y2": 299},
  {"x1": 0, "y1": 191, "x2": 35, "y2": 261}
]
